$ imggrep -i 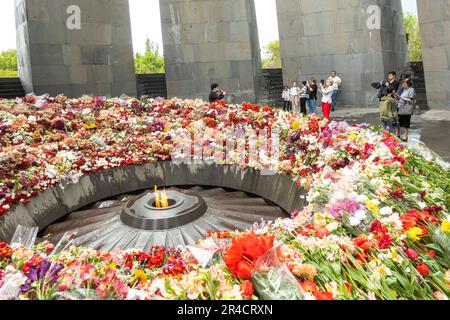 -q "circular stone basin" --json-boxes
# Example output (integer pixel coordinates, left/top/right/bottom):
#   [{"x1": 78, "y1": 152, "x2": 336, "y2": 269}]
[{"x1": 120, "y1": 190, "x2": 207, "y2": 230}]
